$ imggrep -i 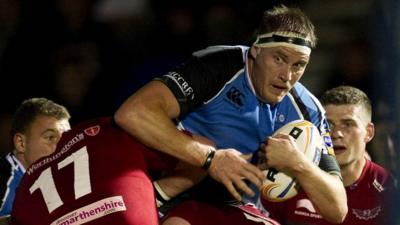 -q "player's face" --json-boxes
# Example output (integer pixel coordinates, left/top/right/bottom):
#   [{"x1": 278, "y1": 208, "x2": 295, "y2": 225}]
[
  {"x1": 249, "y1": 46, "x2": 309, "y2": 104},
  {"x1": 324, "y1": 104, "x2": 373, "y2": 168},
  {"x1": 23, "y1": 116, "x2": 70, "y2": 166}
]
